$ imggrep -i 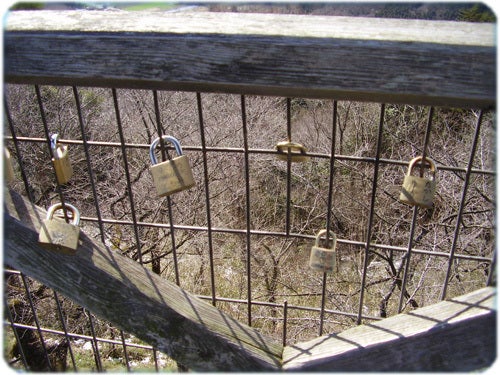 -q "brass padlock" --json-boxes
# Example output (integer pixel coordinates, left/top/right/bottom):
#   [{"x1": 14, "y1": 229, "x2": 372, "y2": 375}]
[
  {"x1": 149, "y1": 136, "x2": 195, "y2": 197},
  {"x1": 38, "y1": 203, "x2": 80, "y2": 255},
  {"x1": 4, "y1": 148, "x2": 15, "y2": 183},
  {"x1": 51, "y1": 134, "x2": 73, "y2": 185},
  {"x1": 399, "y1": 156, "x2": 437, "y2": 209},
  {"x1": 309, "y1": 229, "x2": 337, "y2": 273},
  {"x1": 276, "y1": 141, "x2": 309, "y2": 162}
]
